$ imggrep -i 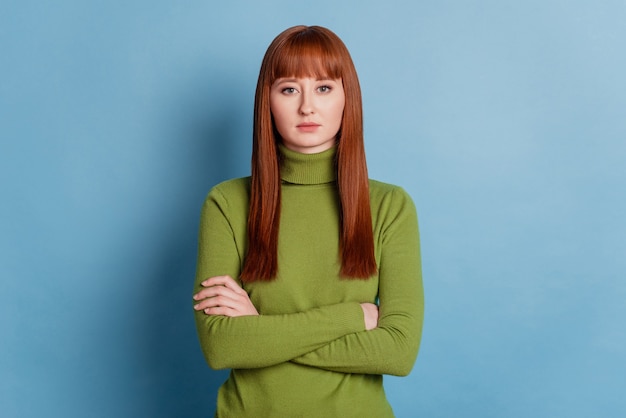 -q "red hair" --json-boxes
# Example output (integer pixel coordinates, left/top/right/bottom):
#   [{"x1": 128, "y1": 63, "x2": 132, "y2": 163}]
[{"x1": 240, "y1": 25, "x2": 377, "y2": 282}]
